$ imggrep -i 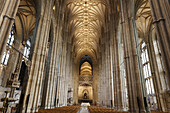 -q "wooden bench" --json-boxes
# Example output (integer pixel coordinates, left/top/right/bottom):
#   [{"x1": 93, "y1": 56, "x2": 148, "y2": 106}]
[
  {"x1": 151, "y1": 110, "x2": 168, "y2": 113},
  {"x1": 88, "y1": 106, "x2": 128, "y2": 113},
  {"x1": 37, "y1": 106, "x2": 81, "y2": 113}
]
